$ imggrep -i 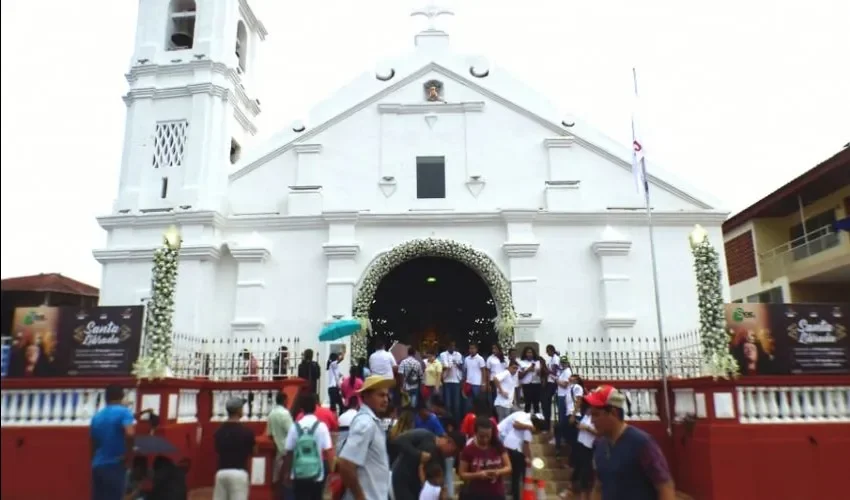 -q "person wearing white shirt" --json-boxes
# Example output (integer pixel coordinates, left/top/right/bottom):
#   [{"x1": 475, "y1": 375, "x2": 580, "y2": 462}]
[
  {"x1": 542, "y1": 344, "x2": 561, "y2": 431},
  {"x1": 518, "y1": 347, "x2": 543, "y2": 414},
  {"x1": 492, "y1": 360, "x2": 520, "y2": 421},
  {"x1": 368, "y1": 340, "x2": 397, "y2": 378},
  {"x1": 463, "y1": 343, "x2": 487, "y2": 411},
  {"x1": 486, "y1": 345, "x2": 507, "y2": 404},
  {"x1": 326, "y1": 349, "x2": 346, "y2": 414},
  {"x1": 282, "y1": 393, "x2": 334, "y2": 500},
  {"x1": 497, "y1": 410, "x2": 543, "y2": 500},
  {"x1": 554, "y1": 360, "x2": 583, "y2": 455},
  {"x1": 438, "y1": 341, "x2": 464, "y2": 418},
  {"x1": 572, "y1": 408, "x2": 597, "y2": 499}
]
